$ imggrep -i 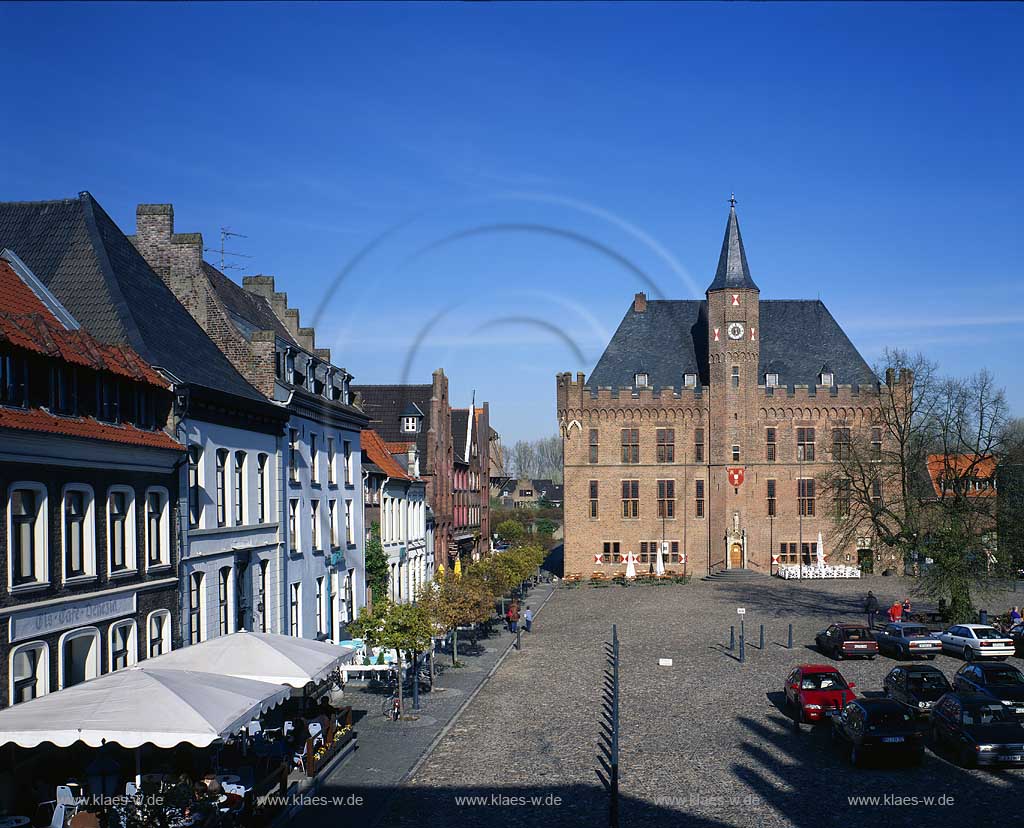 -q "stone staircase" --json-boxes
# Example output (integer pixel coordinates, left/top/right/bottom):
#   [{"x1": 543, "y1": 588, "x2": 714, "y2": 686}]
[{"x1": 701, "y1": 568, "x2": 770, "y2": 582}]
